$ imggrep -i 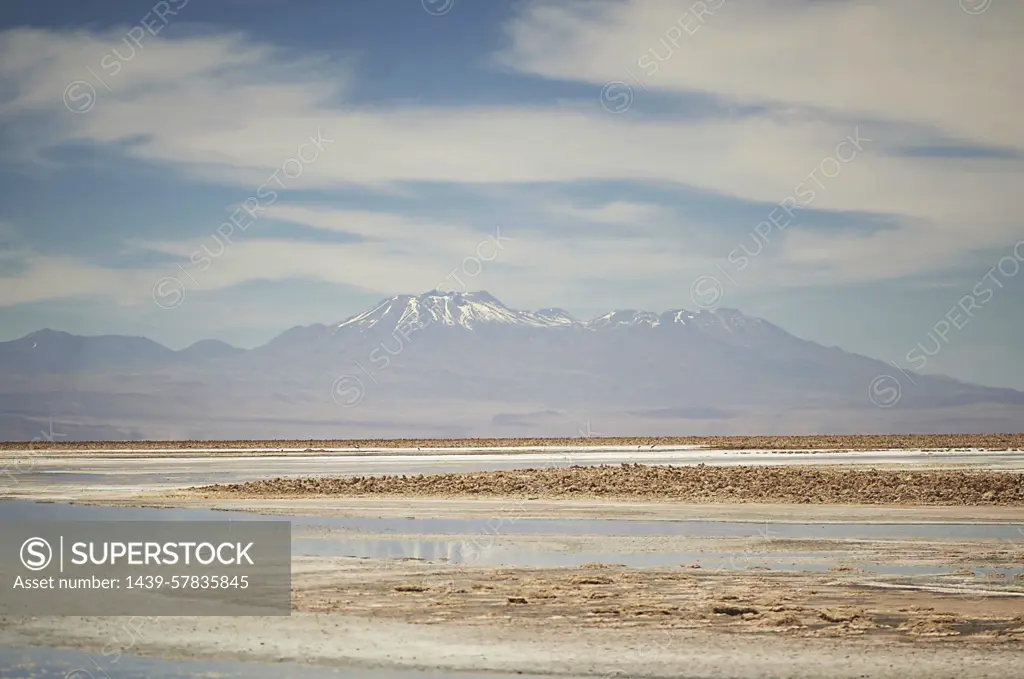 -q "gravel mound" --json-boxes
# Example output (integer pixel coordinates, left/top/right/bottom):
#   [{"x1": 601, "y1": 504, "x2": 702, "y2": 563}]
[{"x1": 196, "y1": 464, "x2": 1024, "y2": 505}]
